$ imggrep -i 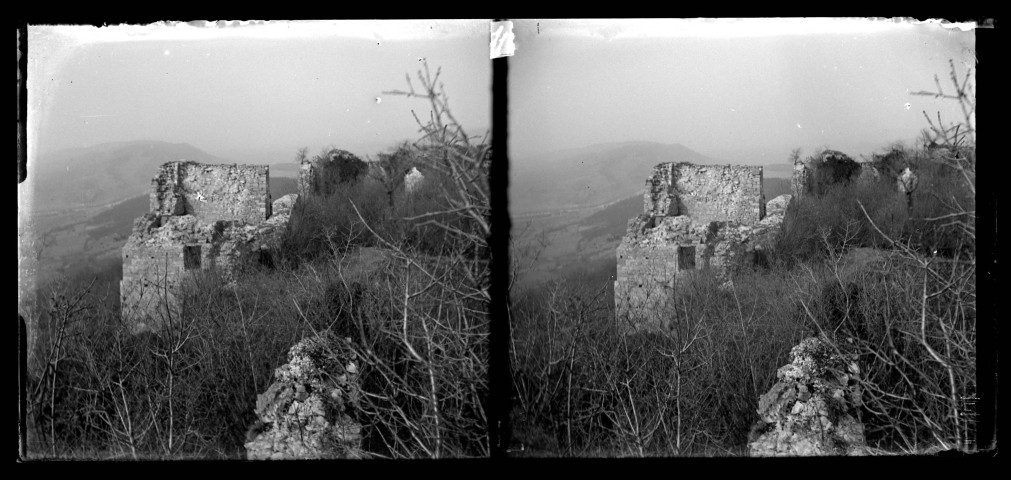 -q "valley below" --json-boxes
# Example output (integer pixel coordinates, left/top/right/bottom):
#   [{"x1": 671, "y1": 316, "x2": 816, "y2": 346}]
[
  {"x1": 21, "y1": 141, "x2": 302, "y2": 288},
  {"x1": 509, "y1": 141, "x2": 793, "y2": 291}
]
